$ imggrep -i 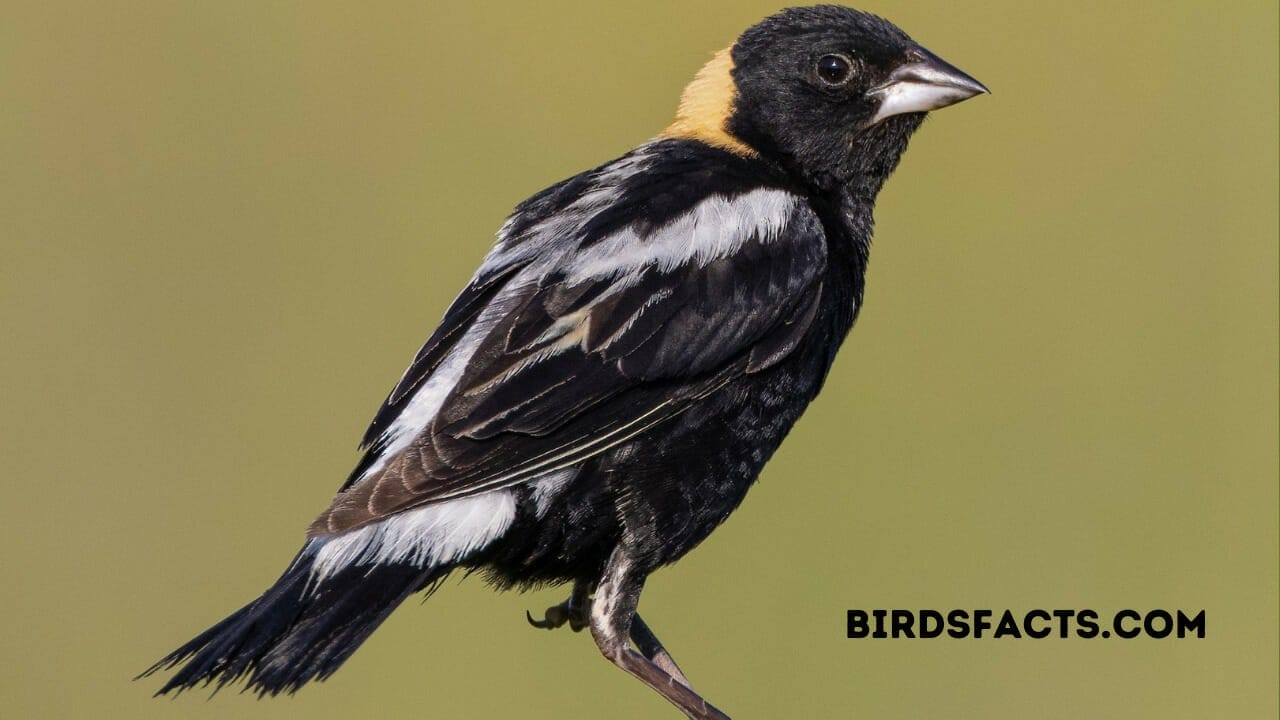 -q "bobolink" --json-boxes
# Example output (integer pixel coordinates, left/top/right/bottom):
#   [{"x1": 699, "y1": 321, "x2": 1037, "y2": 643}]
[{"x1": 144, "y1": 6, "x2": 987, "y2": 719}]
